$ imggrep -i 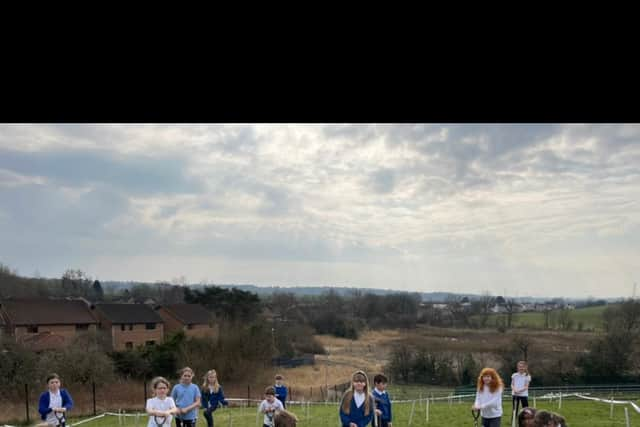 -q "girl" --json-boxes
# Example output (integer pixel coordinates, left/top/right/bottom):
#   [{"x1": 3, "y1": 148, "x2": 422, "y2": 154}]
[
  {"x1": 339, "y1": 370, "x2": 376, "y2": 427},
  {"x1": 511, "y1": 361, "x2": 531, "y2": 417},
  {"x1": 146, "y1": 377, "x2": 178, "y2": 427},
  {"x1": 38, "y1": 373, "x2": 74, "y2": 427},
  {"x1": 472, "y1": 367, "x2": 504, "y2": 427},
  {"x1": 201, "y1": 369, "x2": 229, "y2": 427},
  {"x1": 171, "y1": 367, "x2": 202, "y2": 427}
]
